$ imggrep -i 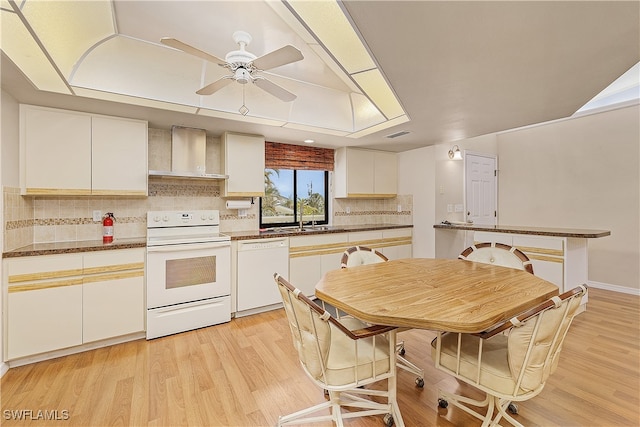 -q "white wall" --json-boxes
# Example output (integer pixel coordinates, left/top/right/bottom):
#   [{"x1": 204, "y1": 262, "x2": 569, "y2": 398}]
[
  {"x1": 497, "y1": 104, "x2": 639, "y2": 290},
  {"x1": 407, "y1": 103, "x2": 639, "y2": 292},
  {"x1": 398, "y1": 146, "x2": 436, "y2": 257},
  {"x1": 0, "y1": 89, "x2": 20, "y2": 376},
  {"x1": 1, "y1": 90, "x2": 19, "y2": 187}
]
